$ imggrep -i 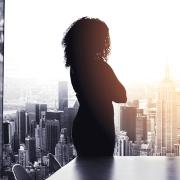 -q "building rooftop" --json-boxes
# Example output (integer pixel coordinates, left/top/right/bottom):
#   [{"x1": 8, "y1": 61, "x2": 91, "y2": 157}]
[{"x1": 47, "y1": 156, "x2": 180, "y2": 180}]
